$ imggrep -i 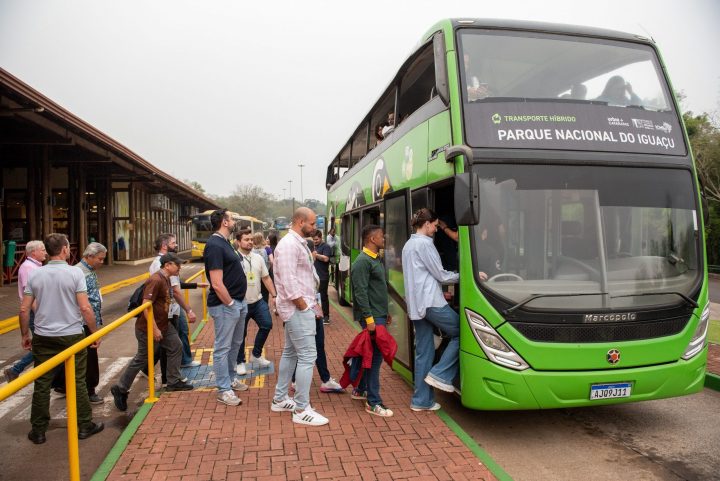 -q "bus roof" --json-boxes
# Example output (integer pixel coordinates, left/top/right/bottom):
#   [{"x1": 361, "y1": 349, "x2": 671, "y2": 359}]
[{"x1": 445, "y1": 19, "x2": 651, "y2": 44}]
